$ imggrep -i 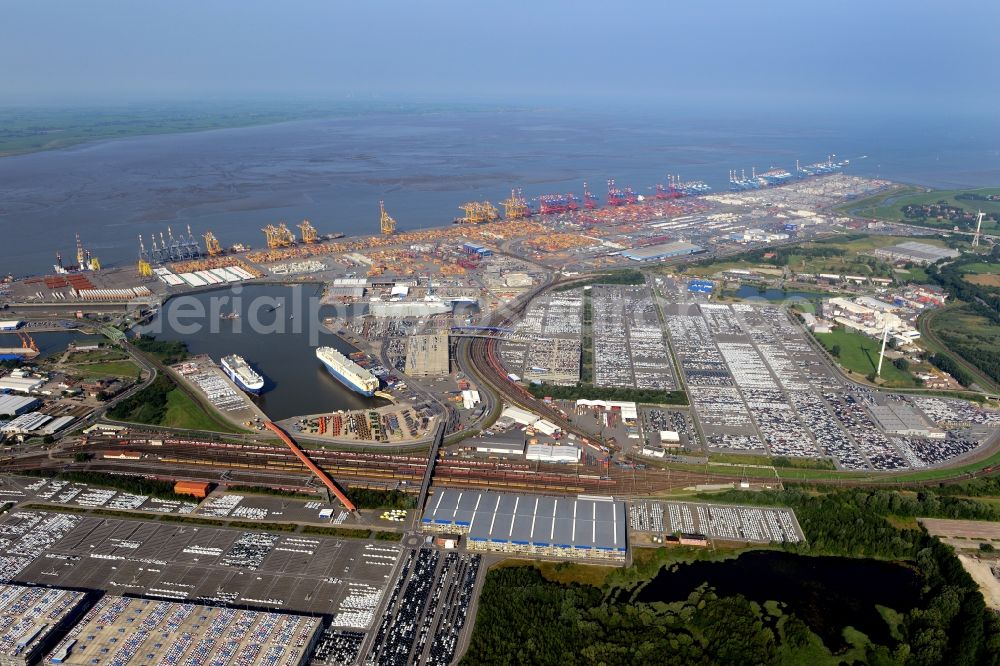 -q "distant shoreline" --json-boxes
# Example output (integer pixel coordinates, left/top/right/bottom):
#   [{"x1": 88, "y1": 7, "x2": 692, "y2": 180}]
[
  {"x1": 0, "y1": 101, "x2": 515, "y2": 159},
  {"x1": 0, "y1": 110, "x2": 328, "y2": 159}
]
